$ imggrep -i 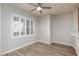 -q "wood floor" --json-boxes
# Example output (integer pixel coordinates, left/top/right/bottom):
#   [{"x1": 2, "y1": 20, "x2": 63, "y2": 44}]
[{"x1": 4, "y1": 42, "x2": 77, "y2": 56}]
